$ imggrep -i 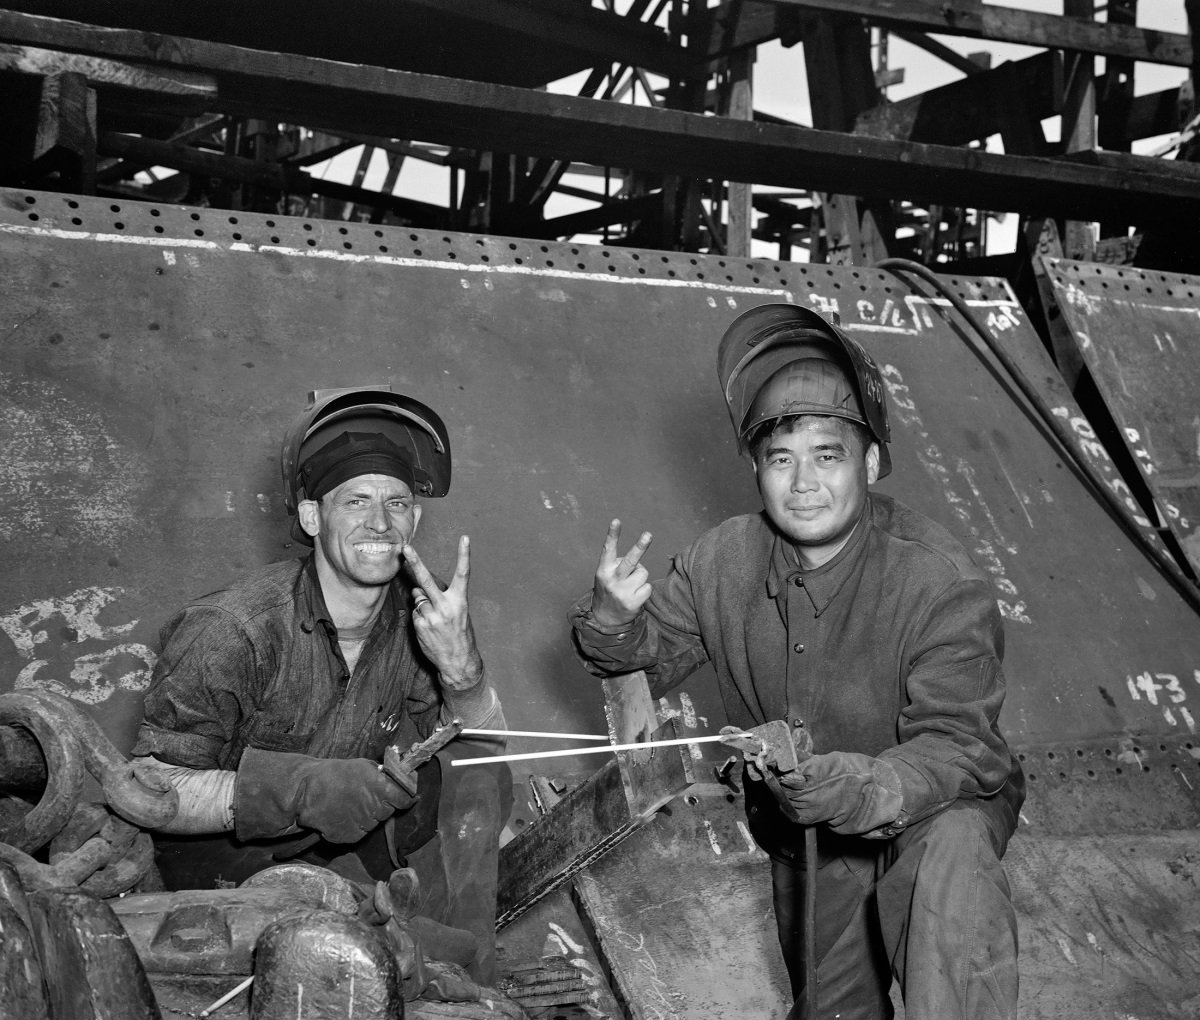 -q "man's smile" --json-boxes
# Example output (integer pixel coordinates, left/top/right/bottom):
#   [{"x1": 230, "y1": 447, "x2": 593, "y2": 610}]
[{"x1": 354, "y1": 541, "x2": 398, "y2": 555}]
